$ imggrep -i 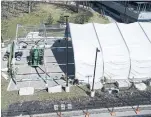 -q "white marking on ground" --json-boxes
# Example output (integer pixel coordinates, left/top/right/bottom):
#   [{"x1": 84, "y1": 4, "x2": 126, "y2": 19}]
[{"x1": 7, "y1": 79, "x2": 12, "y2": 91}]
